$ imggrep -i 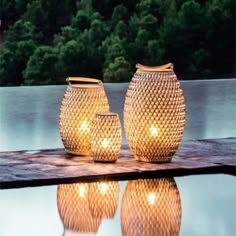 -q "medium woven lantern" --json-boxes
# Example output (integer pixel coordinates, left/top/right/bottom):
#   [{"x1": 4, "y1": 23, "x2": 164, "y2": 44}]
[
  {"x1": 59, "y1": 77, "x2": 109, "y2": 155},
  {"x1": 121, "y1": 178, "x2": 182, "y2": 236},
  {"x1": 57, "y1": 183, "x2": 102, "y2": 234},
  {"x1": 91, "y1": 112, "x2": 122, "y2": 162},
  {"x1": 88, "y1": 181, "x2": 119, "y2": 219},
  {"x1": 124, "y1": 63, "x2": 185, "y2": 162}
]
